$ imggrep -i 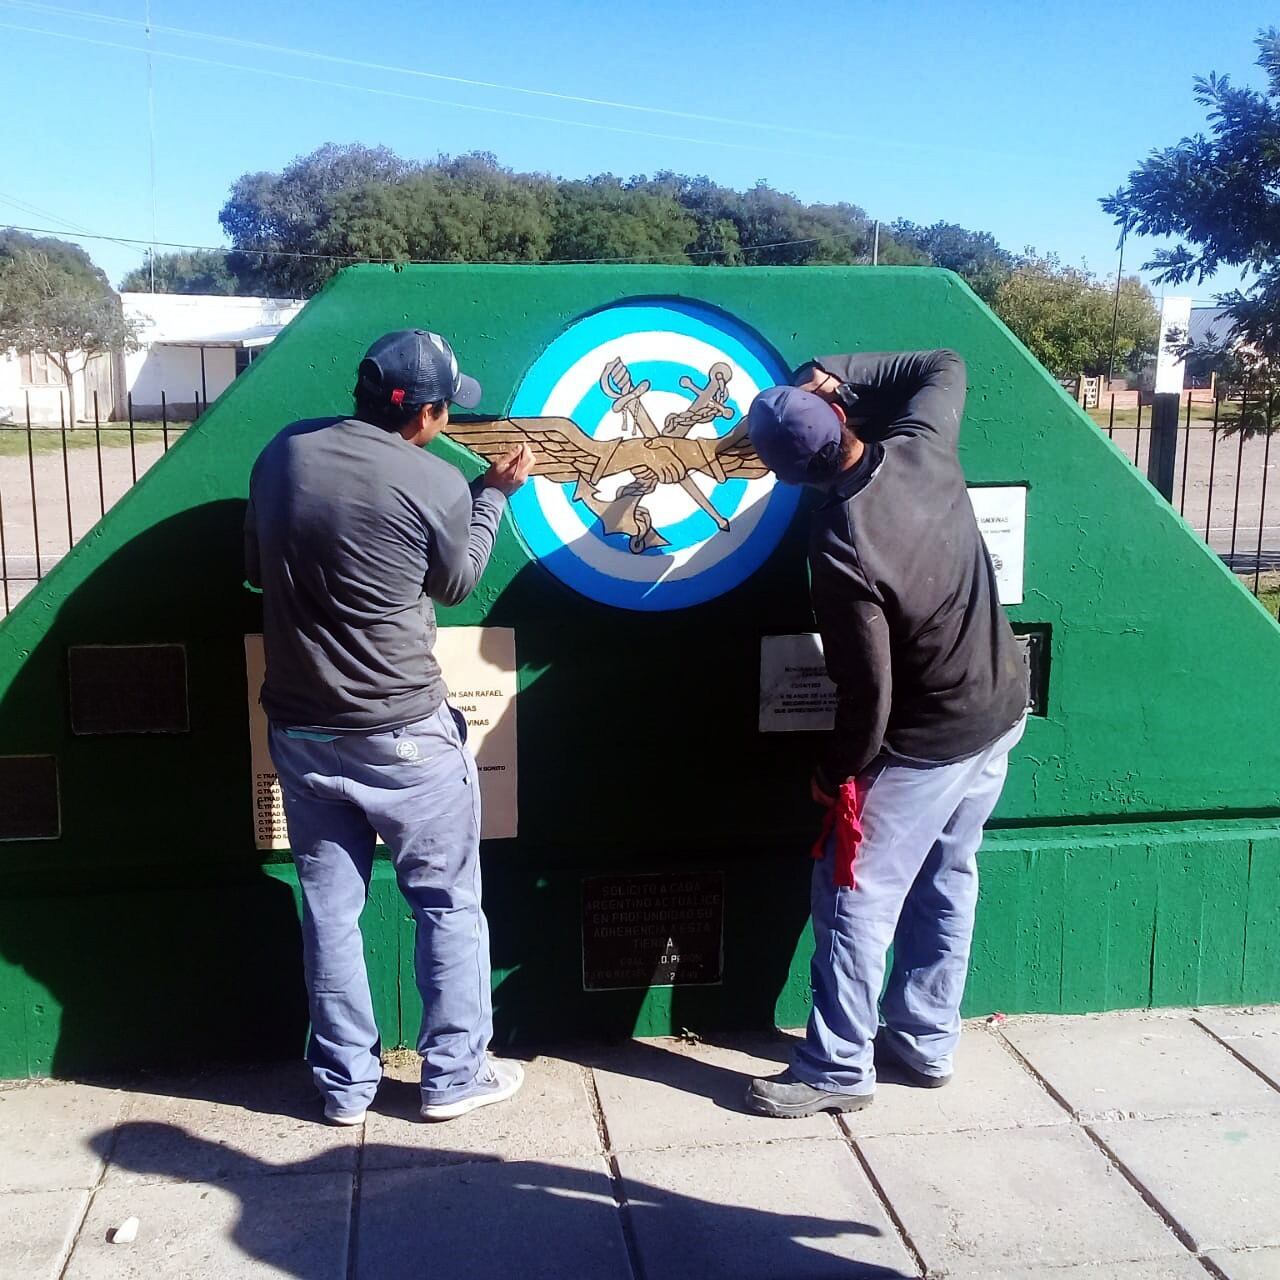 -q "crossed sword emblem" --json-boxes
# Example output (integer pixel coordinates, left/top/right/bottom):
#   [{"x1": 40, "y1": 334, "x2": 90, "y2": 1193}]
[{"x1": 443, "y1": 358, "x2": 768, "y2": 554}]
